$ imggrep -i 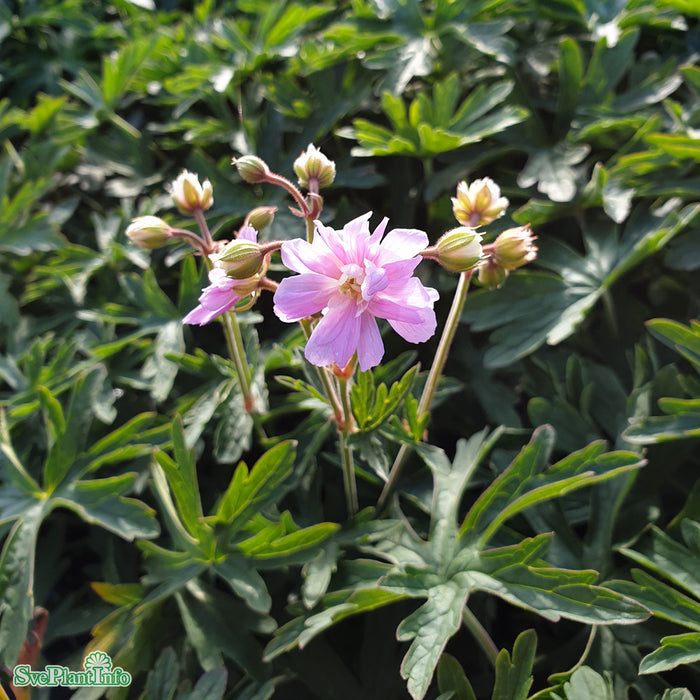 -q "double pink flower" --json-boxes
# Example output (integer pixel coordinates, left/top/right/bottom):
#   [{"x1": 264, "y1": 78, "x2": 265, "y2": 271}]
[{"x1": 273, "y1": 213, "x2": 438, "y2": 371}]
